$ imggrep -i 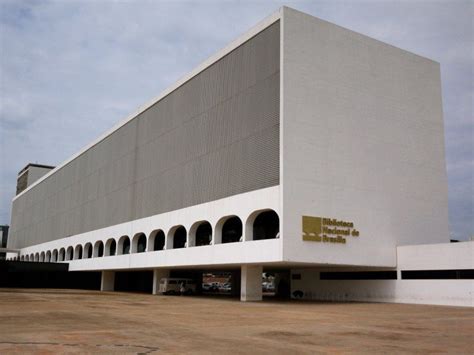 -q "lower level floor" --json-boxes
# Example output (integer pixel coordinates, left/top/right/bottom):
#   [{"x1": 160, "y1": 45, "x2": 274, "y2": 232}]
[
  {"x1": 1, "y1": 261, "x2": 472, "y2": 306},
  {"x1": 94, "y1": 265, "x2": 473, "y2": 307}
]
